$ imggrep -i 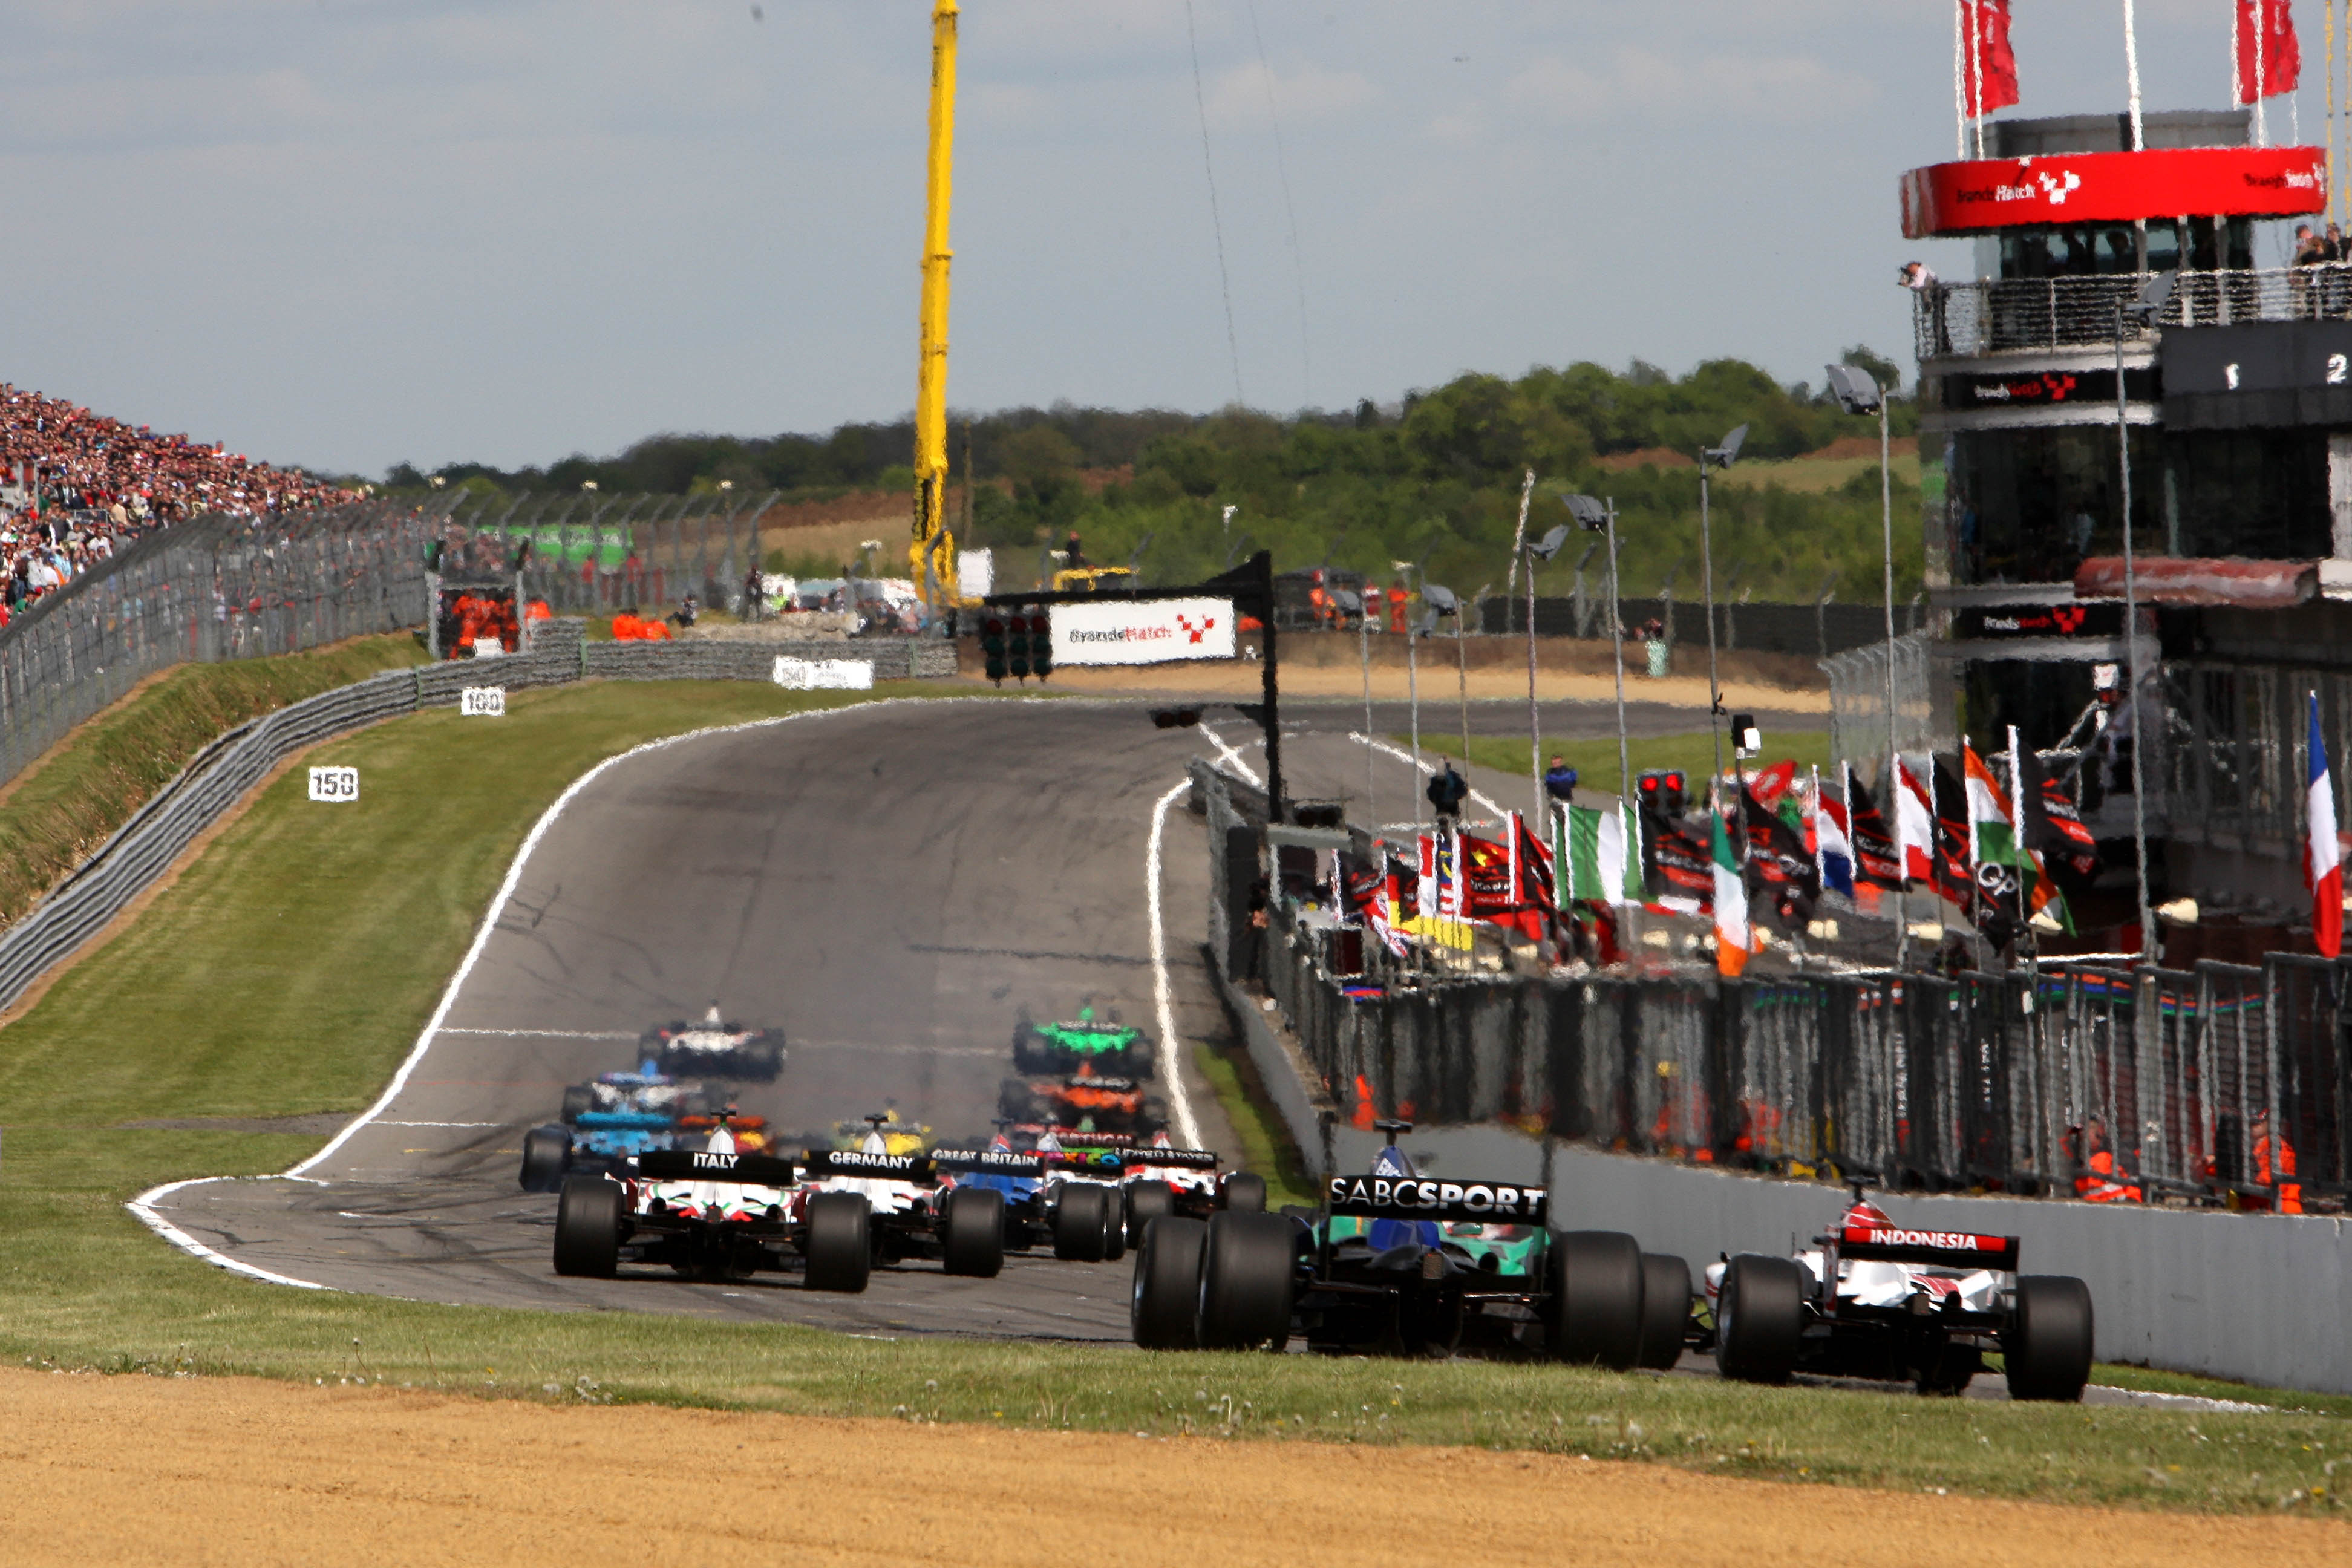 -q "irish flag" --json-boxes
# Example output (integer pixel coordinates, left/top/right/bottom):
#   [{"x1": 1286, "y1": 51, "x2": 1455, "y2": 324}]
[
  {"x1": 1964, "y1": 736, "x2": 2067, "y2": 929},
  {"x1": 1712, "y1": 806, "x2": 1757, "y2": 976},
  {"x1": 2308, "y1": 691, "x2": 2341, "y2": 958}
]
